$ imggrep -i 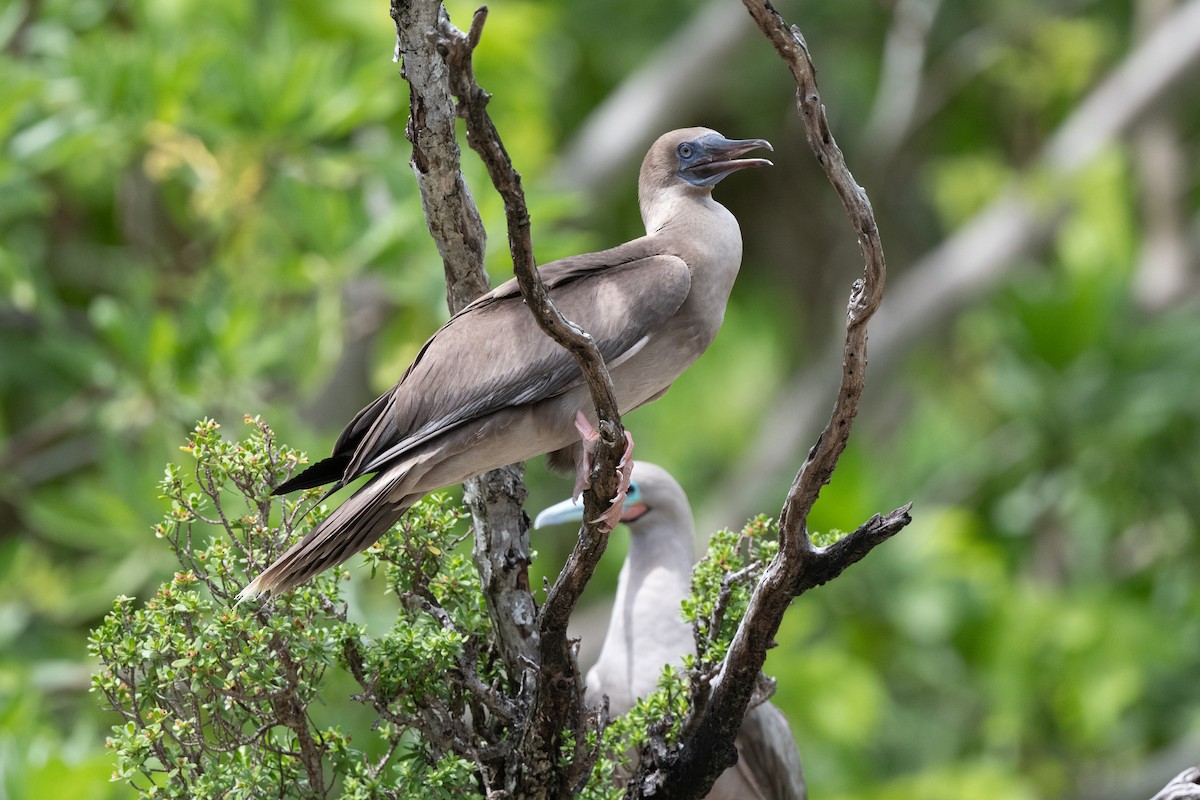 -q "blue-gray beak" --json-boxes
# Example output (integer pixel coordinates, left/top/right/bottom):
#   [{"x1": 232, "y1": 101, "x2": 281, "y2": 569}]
[
  {"x1": 679, "y1": 134, "x2": 773, "y2": 187},
  {"x1": 533, "y1": 483, "x2": 644, "y2": 529},
  {"x1": 533, "y1": 496, "x2": 586, "y2": 529}
]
